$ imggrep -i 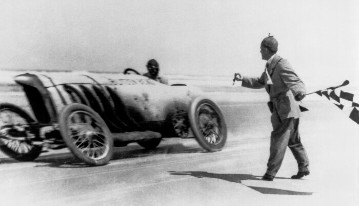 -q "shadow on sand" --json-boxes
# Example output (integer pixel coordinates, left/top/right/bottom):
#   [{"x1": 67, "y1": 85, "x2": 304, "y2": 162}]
[
  {"x1": 0, "y1": 142, "x2": 203, "y2": 168},
  {"x1": 169, "y1": 171, "x2": 313, "y2": 195}
]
